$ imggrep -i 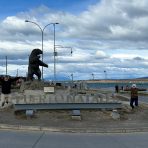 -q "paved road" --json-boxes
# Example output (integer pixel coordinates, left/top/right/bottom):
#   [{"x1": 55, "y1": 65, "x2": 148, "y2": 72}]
[
  {"x1": 139, "y1": 95, "x2": 148, "y2": 103},
  {"x1": 0, "y1": 130, "x2": 148, "y2": 148}
]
